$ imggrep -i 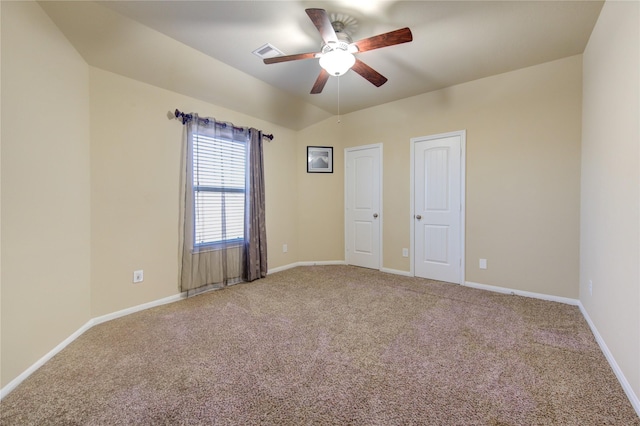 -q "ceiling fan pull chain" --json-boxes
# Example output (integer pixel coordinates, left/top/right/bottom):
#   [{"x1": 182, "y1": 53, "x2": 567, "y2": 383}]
[{"x1": 337, "y1": 77, "x2": 341, "y2": 124}]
